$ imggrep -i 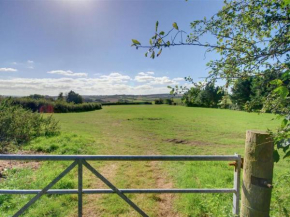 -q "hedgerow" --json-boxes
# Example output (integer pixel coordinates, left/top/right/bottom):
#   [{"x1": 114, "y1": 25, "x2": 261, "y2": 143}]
[
  {"x1": 0, "y1": 99, "x2": 60, "y2": 153},
  {"x1": 8, "y1": 98, "x2": 102, "y2": 113}
]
